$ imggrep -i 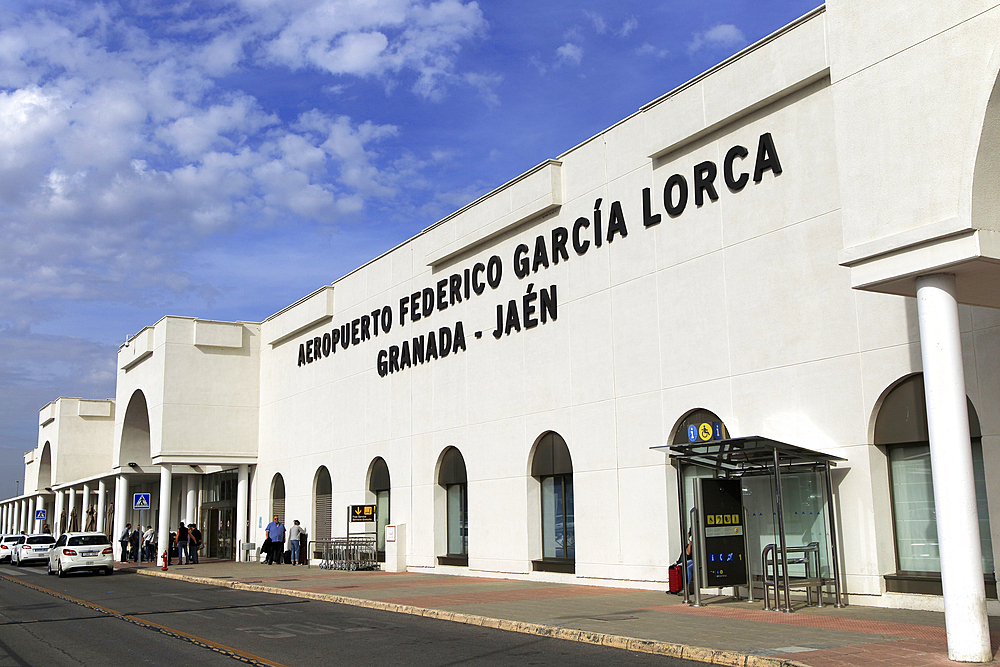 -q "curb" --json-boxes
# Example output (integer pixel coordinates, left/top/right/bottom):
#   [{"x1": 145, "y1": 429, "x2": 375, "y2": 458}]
[{"x1": 135, "y1": 568, "x2": 811, "y2": 667}]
